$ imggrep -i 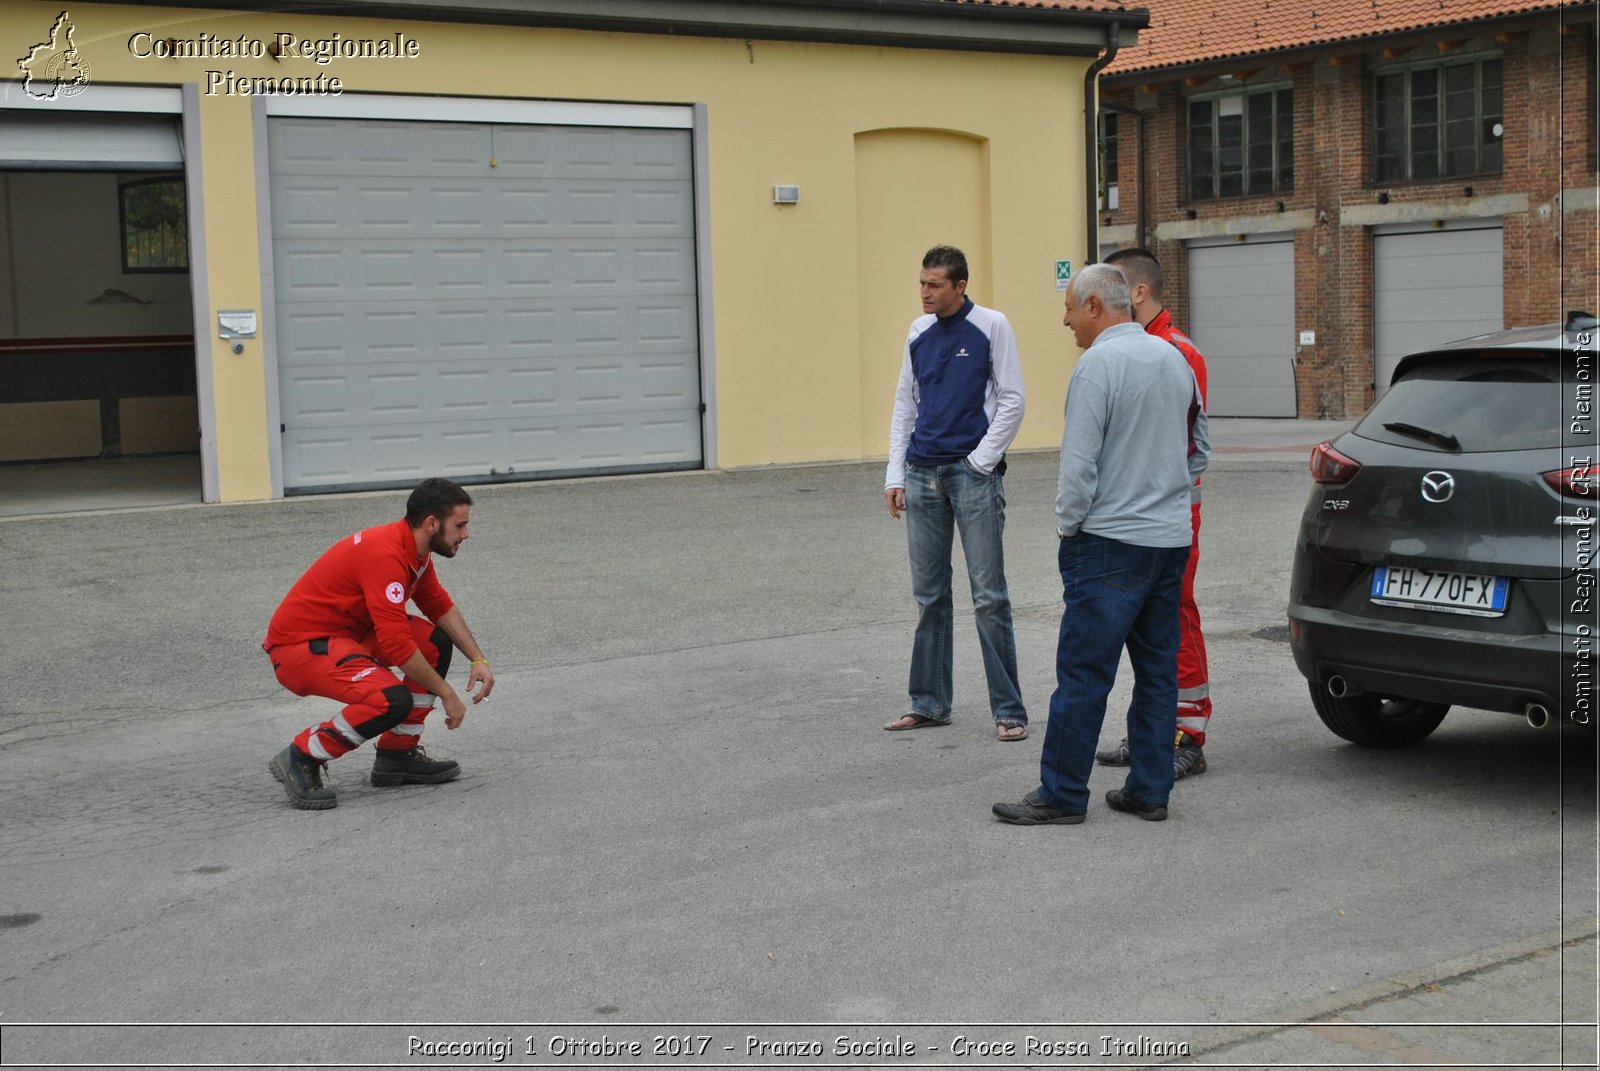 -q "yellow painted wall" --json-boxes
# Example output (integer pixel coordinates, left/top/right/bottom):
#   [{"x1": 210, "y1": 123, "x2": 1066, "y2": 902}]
[
  {"x1": 855, "y1": 130, "x2": 990, "y2": 462},
  {"x1": 190, "y1": 90, "x2": 274, "y2": 500},
  {"x1": 4, "y1": 2, "x2": 1092, "y2": 494}
]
